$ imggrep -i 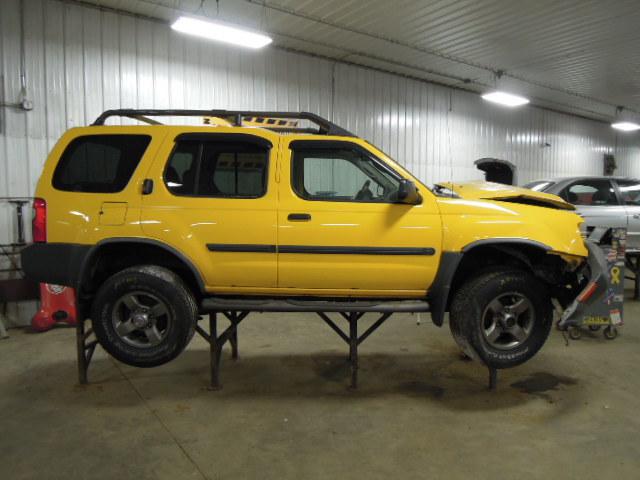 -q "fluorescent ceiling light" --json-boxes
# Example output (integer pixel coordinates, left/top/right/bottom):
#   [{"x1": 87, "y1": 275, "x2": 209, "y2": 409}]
[
  {"x1": 612, "y1": 121, "x2": 640, "y2": 132},
  {"x1": 171, "y1": 16, "x2": 272, "y2": 49},
  {"x1": 481, "y1": 91, "x2": 530, "y2": 107}
]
